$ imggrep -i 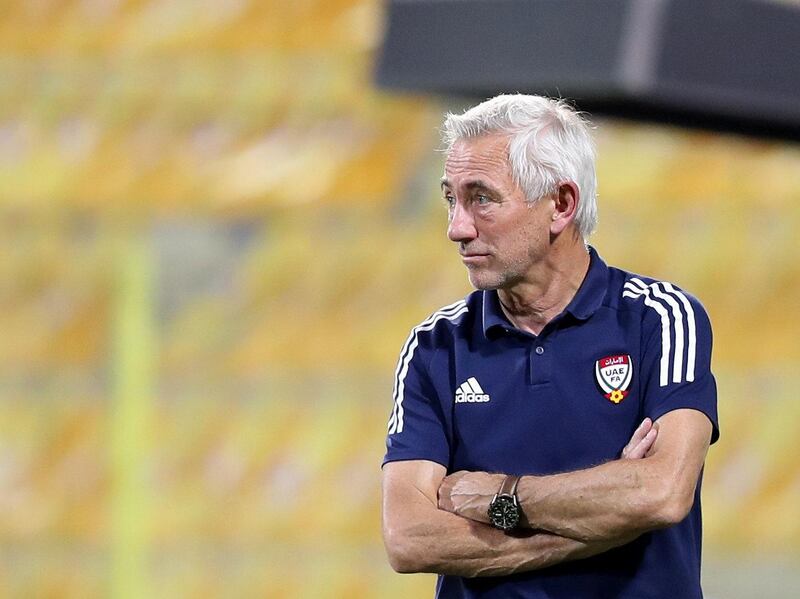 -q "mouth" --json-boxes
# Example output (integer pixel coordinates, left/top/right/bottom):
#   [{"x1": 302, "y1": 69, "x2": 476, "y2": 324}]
[{"x1": 460, "y1": 253, "x2": 490, "y2": 264}]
